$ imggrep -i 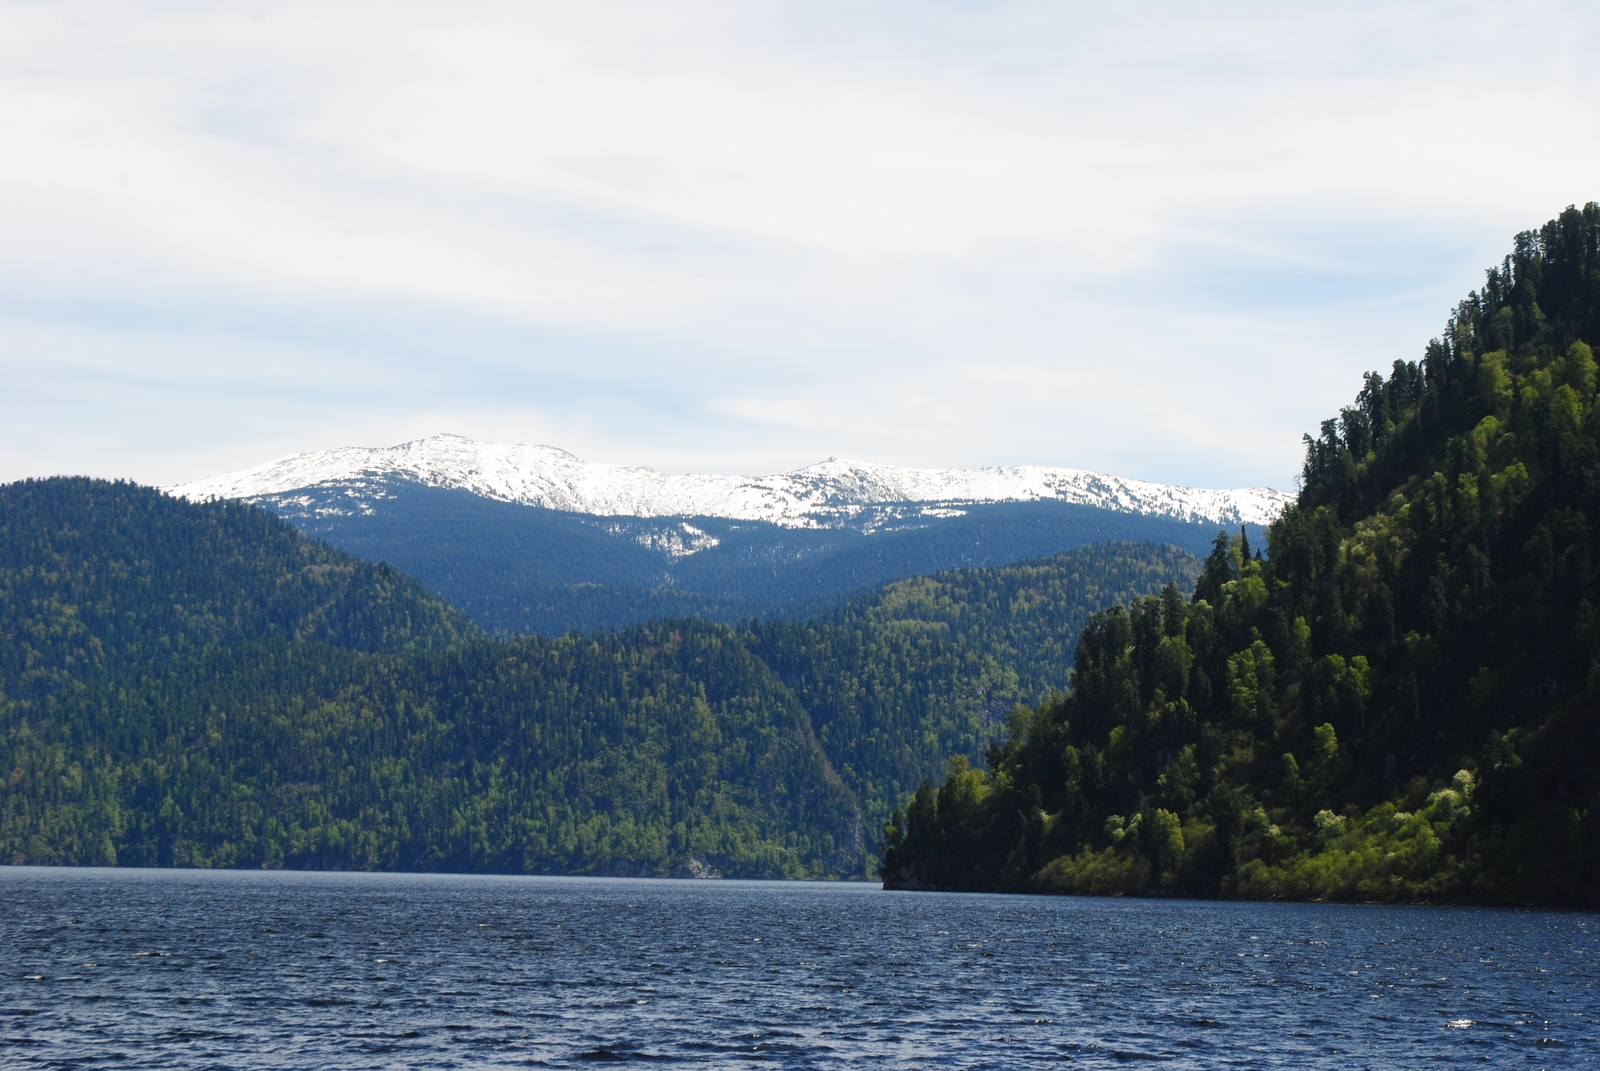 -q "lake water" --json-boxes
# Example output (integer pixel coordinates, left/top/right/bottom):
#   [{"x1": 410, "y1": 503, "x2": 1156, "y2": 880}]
[{"x1": 2, "y1": 868, "x2": 1596, "y2": 1068}]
